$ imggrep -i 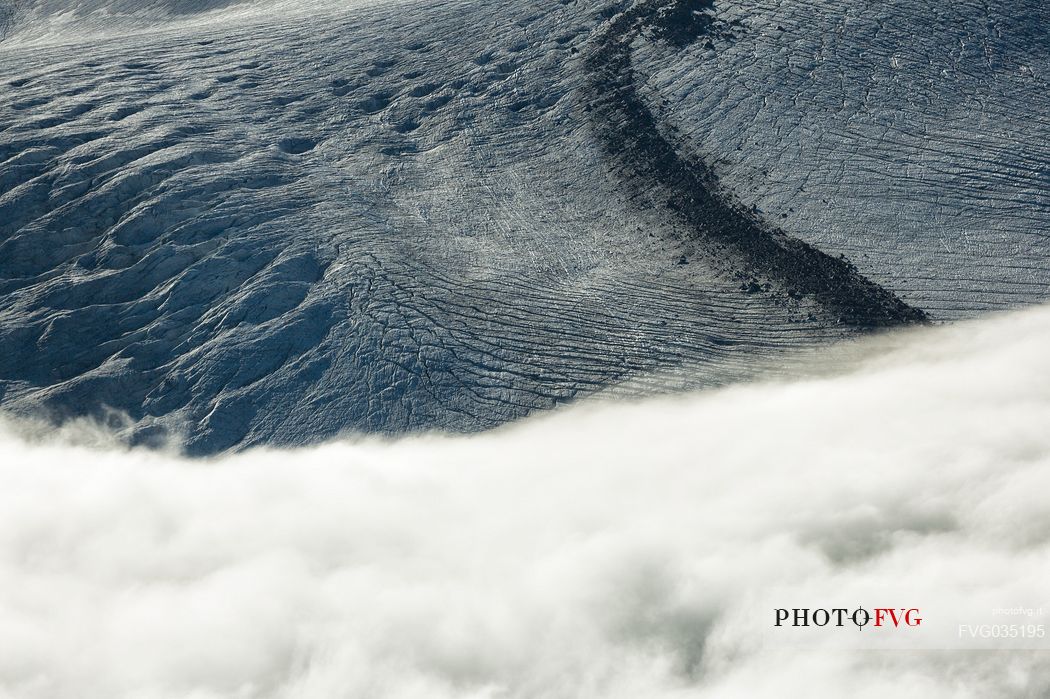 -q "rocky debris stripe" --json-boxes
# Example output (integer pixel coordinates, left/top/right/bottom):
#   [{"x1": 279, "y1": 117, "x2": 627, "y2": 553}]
[{"x1": 583, "y1": 0, "x2": 929, "y2": 328}]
